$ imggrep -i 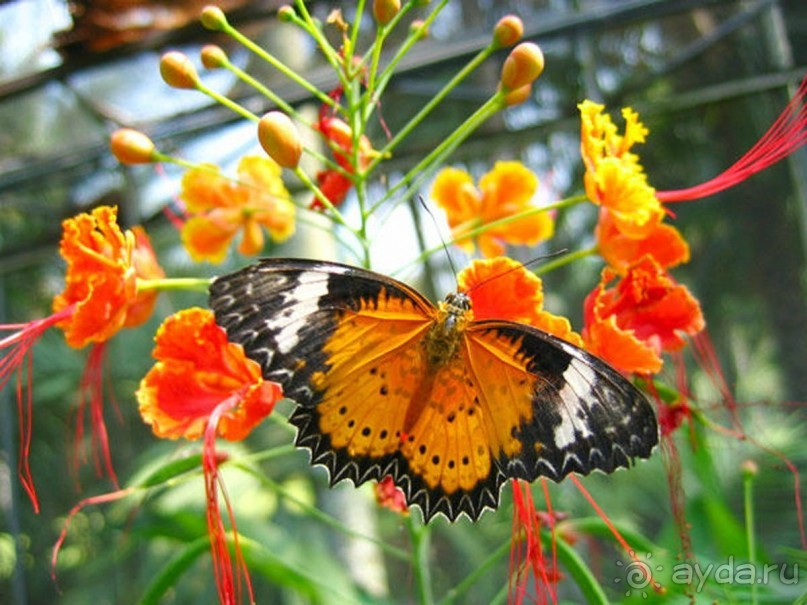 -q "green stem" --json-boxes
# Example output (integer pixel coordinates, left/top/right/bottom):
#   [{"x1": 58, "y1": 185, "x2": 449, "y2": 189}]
[
  {"x1": 394, "y1": 196, "x2": 587, "y2": 276},
  {"x1": 225, "y1": 7, "x2": 340, "y2": 108},
  {"x1": 137, "y1": 277, "x2": 212, "y2": 292},
  {"x1": 435, "y1": 537, "x2": 511, "y2": 605},
  {"x1": 293, "y1": 166, "x2": 353, "y2": 231},
  {"x1": 367, "y1": 32, "x2": 493, "y2": 172},
  {"x1": 407, "y1": 516, "x2": 435, "y2": 605},
  {"x1": 366, "y1": 0, "x2": 450, "y2": 122},
  {"x1": 195, "y1": 81, "x2": 259, "y2": 122},
  {"x1": 370, "y1": 90, "x2": 507, "y2": 216},
  {"x1": 533, "y1": 244, "x2": 599, "y2": 276},
  {"x1": 293, "y1": 0, "x2": 348, "y2": 87},
  {"x1": 743, "y1": 462, "x2": 759, "y2": 605}
]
